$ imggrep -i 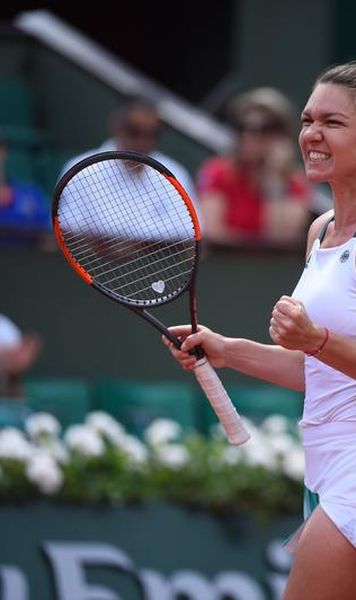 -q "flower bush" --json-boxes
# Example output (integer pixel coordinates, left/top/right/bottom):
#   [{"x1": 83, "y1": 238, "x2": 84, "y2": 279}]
[{"x1": 0, "y1": 411, "x2": 304, "y2": 516}]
